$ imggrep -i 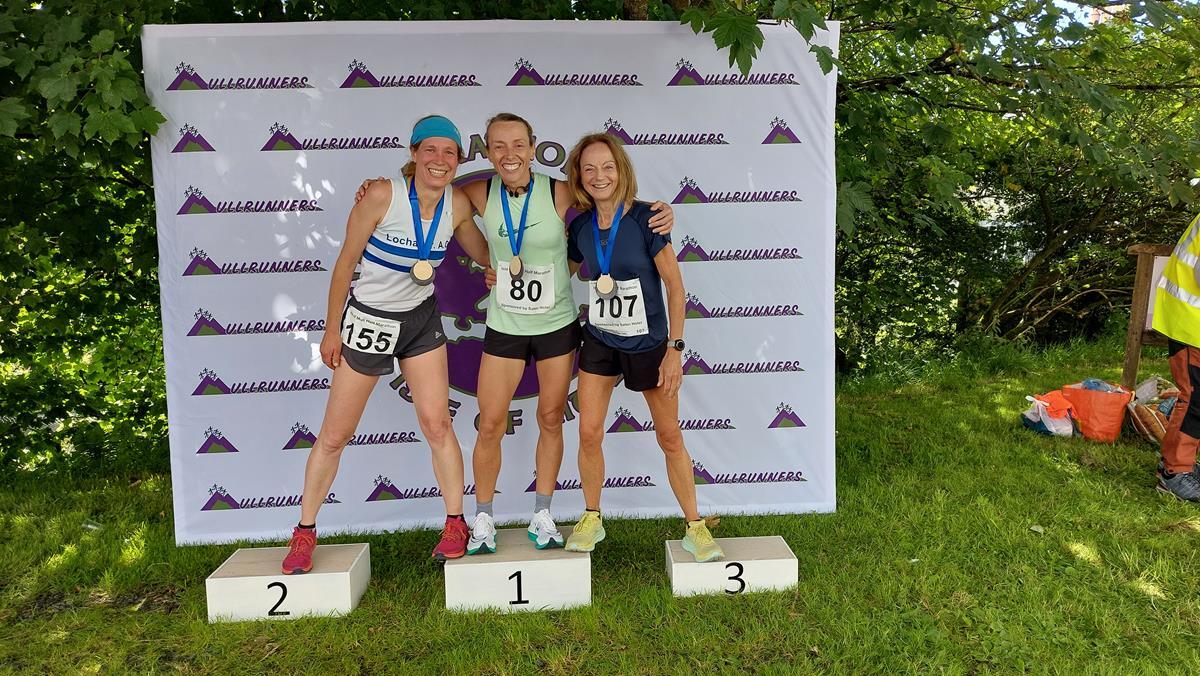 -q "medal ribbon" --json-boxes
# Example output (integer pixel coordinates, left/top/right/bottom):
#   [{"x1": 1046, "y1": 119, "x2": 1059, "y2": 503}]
[
  {"x1": 591, "y1": 203, "x2": 626, "y2": 277},
  {"x1": 499, "y1": 176, "x2": 535, "y2": 259},
  {"x1": 408, "y1": 176, "x2": 445, "y2": 265}
]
